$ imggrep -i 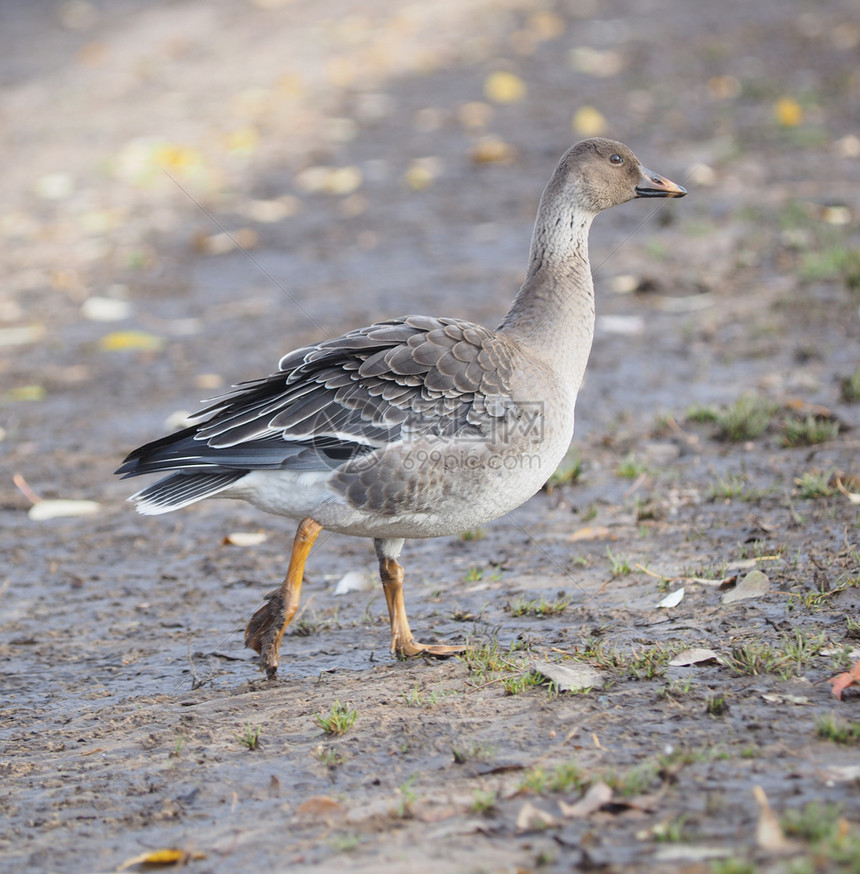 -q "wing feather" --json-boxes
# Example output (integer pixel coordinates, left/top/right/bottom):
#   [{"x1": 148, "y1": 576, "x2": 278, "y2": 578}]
[{"x1": 118, "y1": 315, "x2": 519, "y2": 480}]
